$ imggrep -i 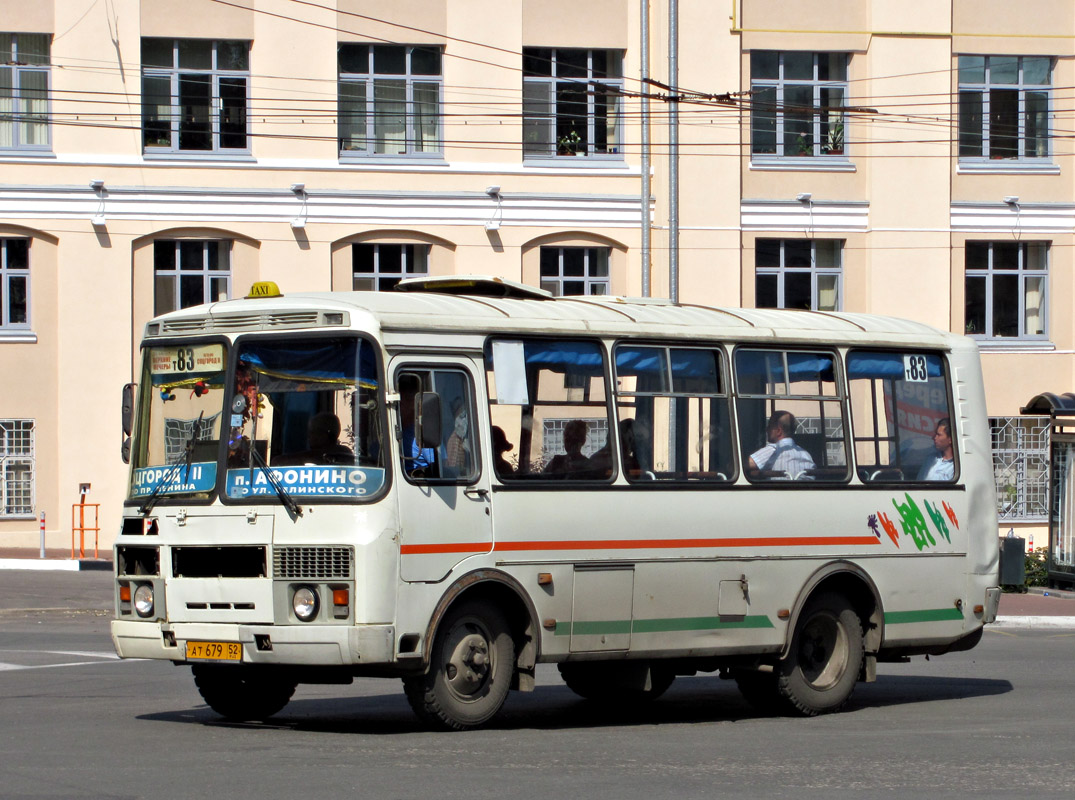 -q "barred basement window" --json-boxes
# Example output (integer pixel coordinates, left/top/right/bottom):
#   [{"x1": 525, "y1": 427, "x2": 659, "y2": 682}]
[{"x1": 1, "y1": 419, "x2": 34, "y2": 516}]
